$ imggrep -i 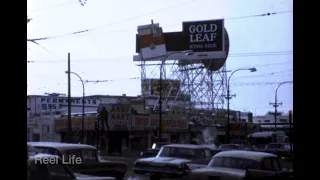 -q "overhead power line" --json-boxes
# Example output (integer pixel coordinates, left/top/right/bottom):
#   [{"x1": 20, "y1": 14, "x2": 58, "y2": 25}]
[
  {"x1": 27, "y1": 0, "x2": 199, "y2": 41},
  {"x1": 27, "y1": 51, "x2": 293, "y2": 63},
  {"x1": 28, "y1": 1, "x2": 79, "y2": 13},
  {"x1": 84, "y1": 77, "x2": 140, "y2": 84},
  {"x1": 27, "y1": 10, "x2": 292, "y2": 42},
  {"x1": 230, "y1": 82, "x2": 293, "y2": 86}
]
